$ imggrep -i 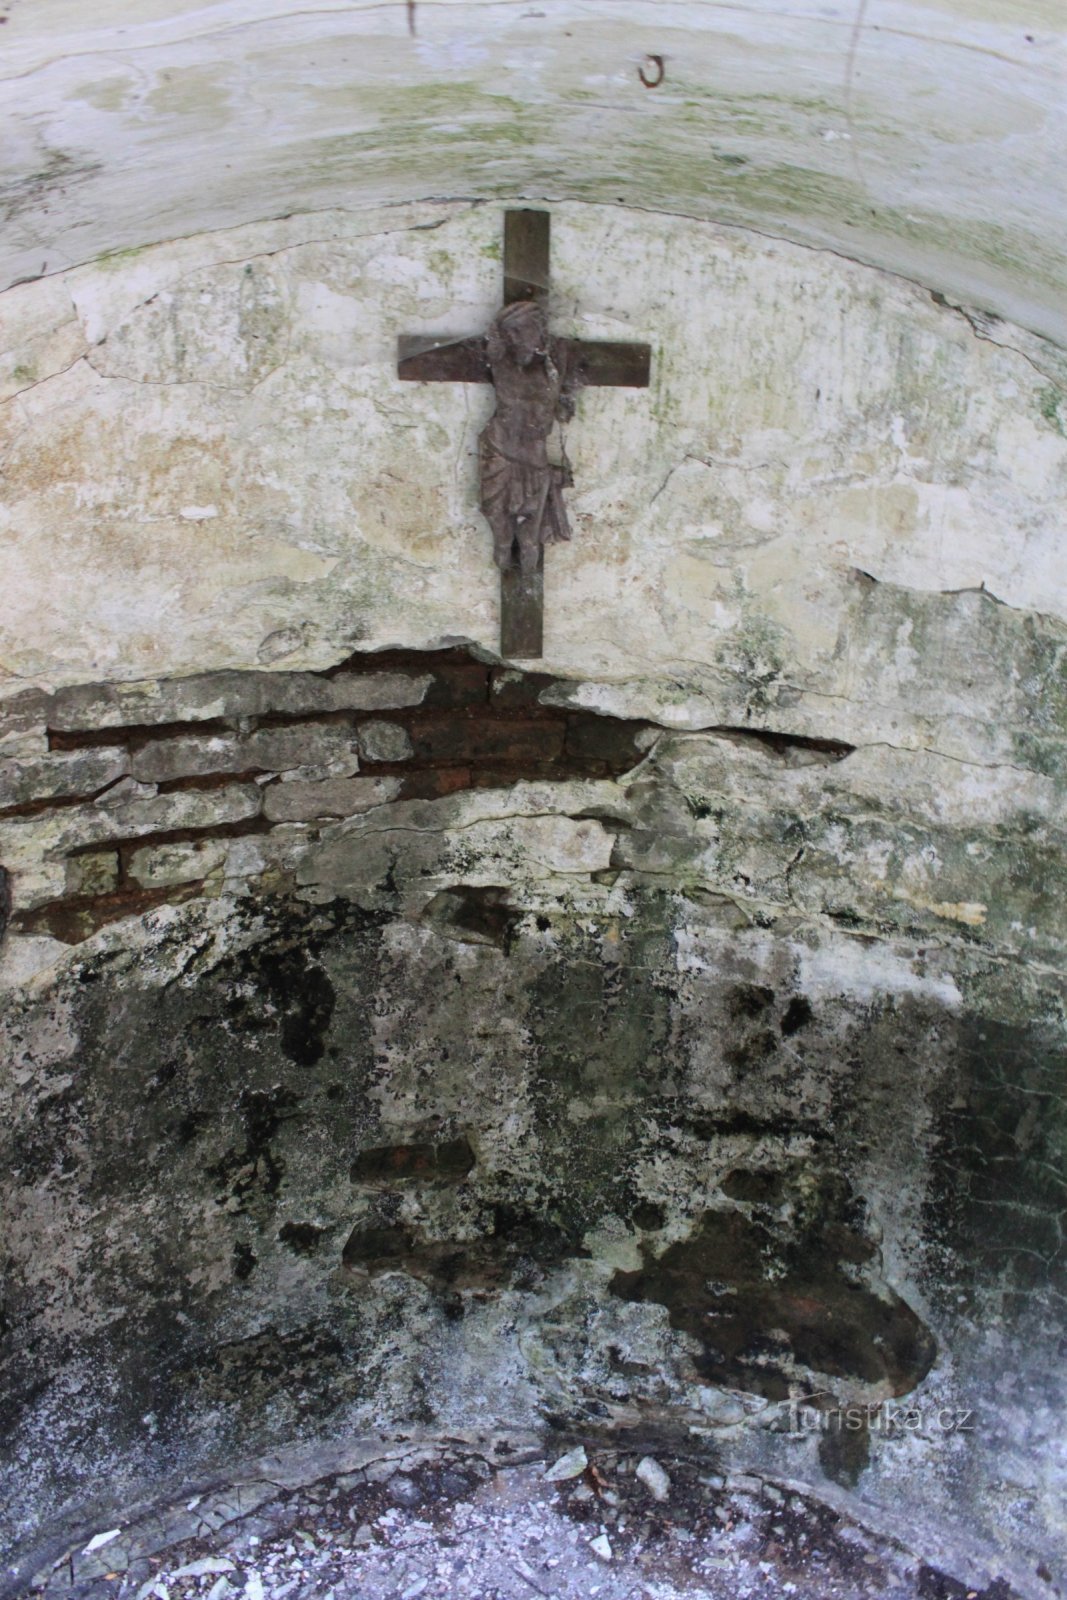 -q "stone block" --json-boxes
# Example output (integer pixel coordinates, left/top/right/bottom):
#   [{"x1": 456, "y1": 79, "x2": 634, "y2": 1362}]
[
  {"x1": 355, "y1": 721, "x2": 413, "y2": 763},
  {"x1": 51, "y1": 673, "x2": 252, "y2": 730},
  {"x1": 94, "y1": 777, "x2": 158, "y2": 807},
  {"x1": 0, "y1": 843, "x2": 67, "y2": 912},
  {"x1": 0, "y1": 689, "x2": 51, "y2": 757},
  {"x1": 506, "y1": 814, "x2": 616, "y2": 875},
  {"x1": 50, "y1": 670, "x2": 433, "y2": 731},
  {"x1": 284, "y1": 752, "x2": 361, "y2": 783},
  {"x1": 65, "y1": 851, "x2": 120, "y2": 897},
  {"x1": 324, "y1": 673, "x2": 433, "y2": 714},
  {"x1": 130, "y1": 733, "x2": 242, "y2": 784},
  {"x1": 0, "y1": 786, "x2": 263, "y2": 882},
  {"x1": 244, "y1": 724, "x2": 358, "y2": 773},
  {"x1": 127, "y1": 838, "x2": 230, "y2": 888},
  {"x1": 130, "y1": 723, "x2": 359, "y2": 783},
  {"x1": 1, "y1": 687, "x2": 51, "y2": 732},
  {"x1": 0, "y1": 933, "x2": 68, "y2": 988},
  {"x1": 223, "y1": 836, "x2": 270, "y2": 878},
  {"x1": 102, "y1": 783, "x2": 263, "y2": 839},
  {"x1": 0, "y1": 747, "x2": 129, "y2": 810},
  {"x1": 263, "y1": 776, "x2": 401, "y2": 822},
  {"x1": 0, "y1": 729, "x2": 49, "y2": 760}
]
